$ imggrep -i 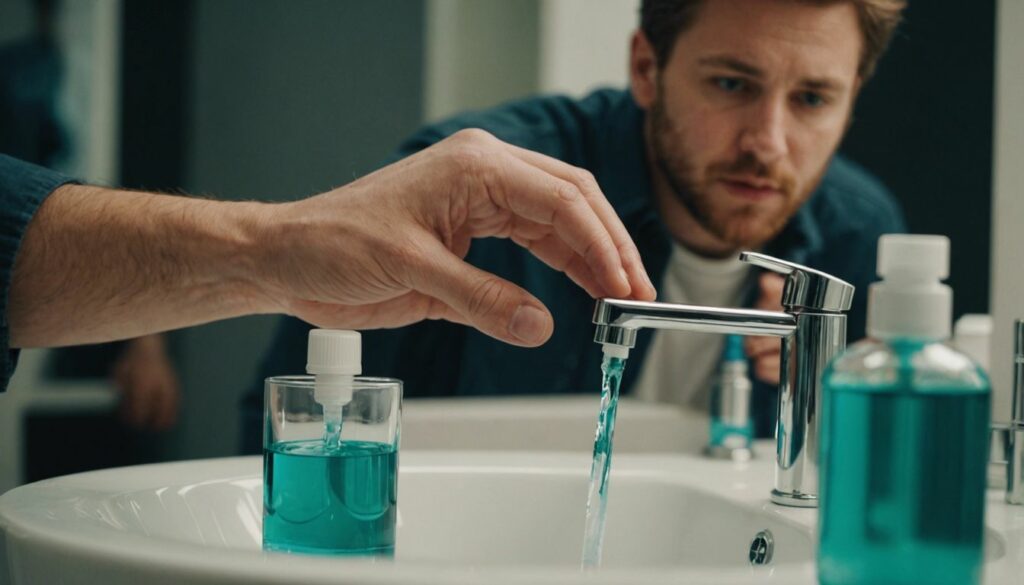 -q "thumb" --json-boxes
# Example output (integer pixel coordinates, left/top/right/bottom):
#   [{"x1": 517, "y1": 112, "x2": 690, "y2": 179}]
[{"x1": 409, "y1": 240, "x2": 554, "y2": 347}]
